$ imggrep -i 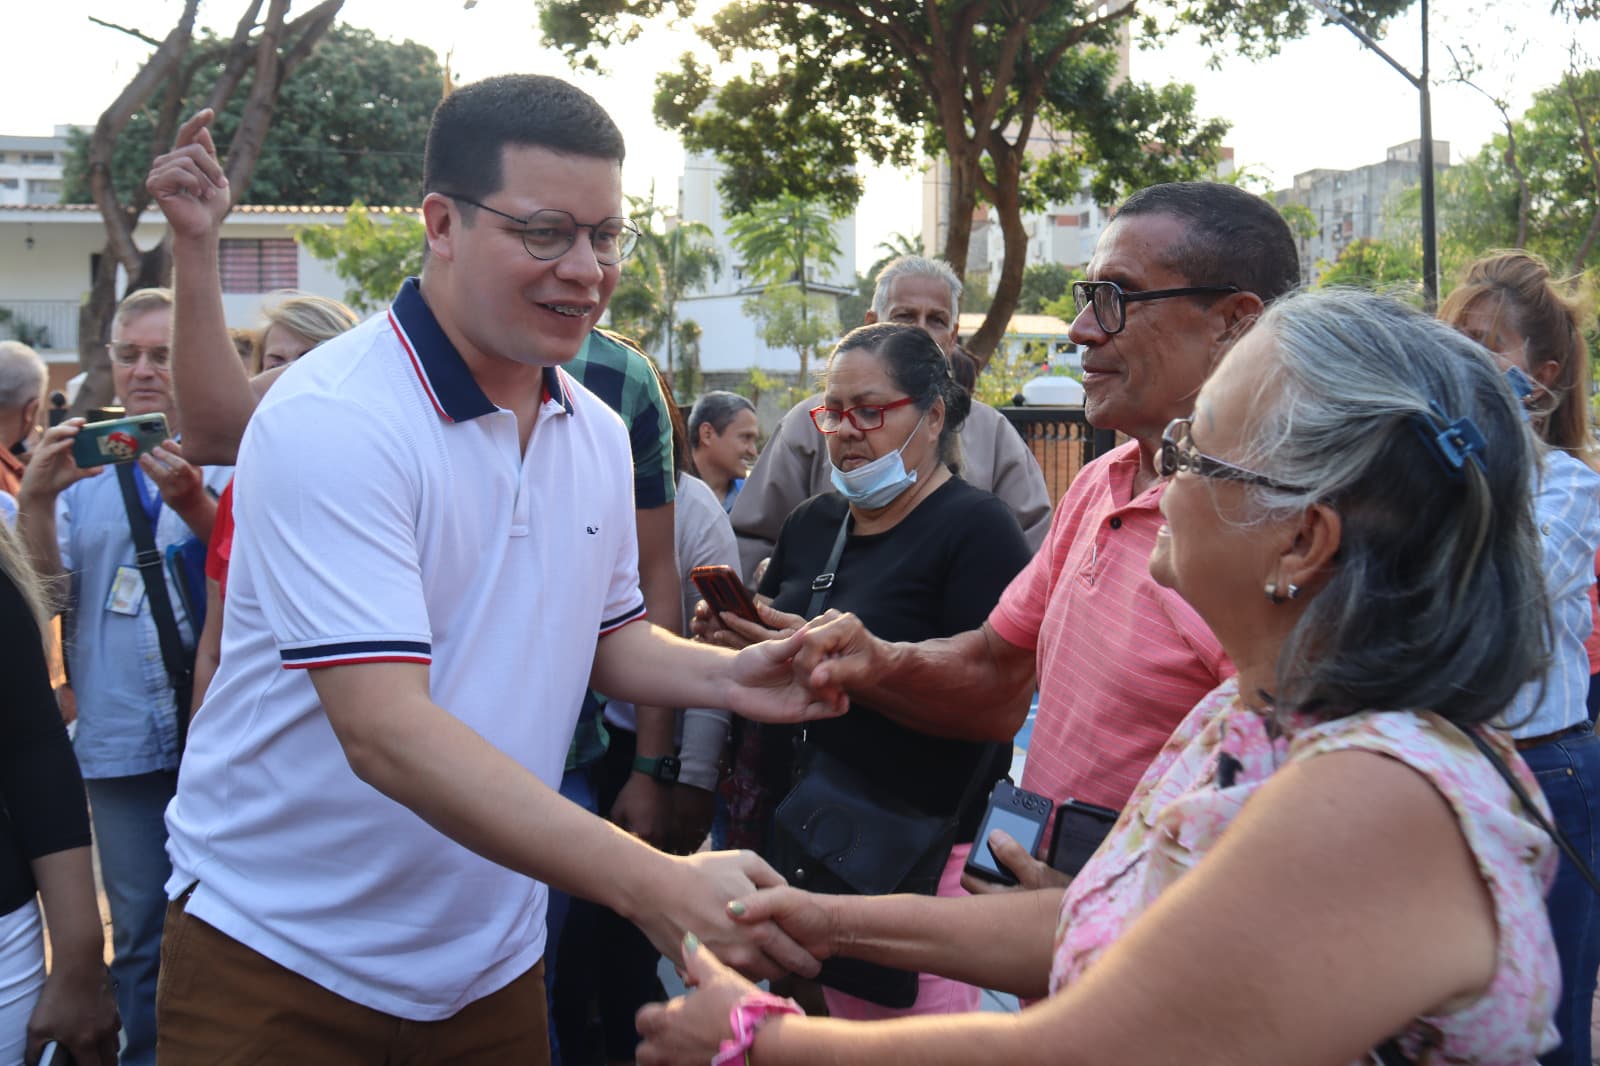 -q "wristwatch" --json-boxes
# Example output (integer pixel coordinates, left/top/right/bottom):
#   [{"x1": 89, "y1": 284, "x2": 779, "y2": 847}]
[{"x1": 632, "y1": 754, "x2": 681, "y2": 784}]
